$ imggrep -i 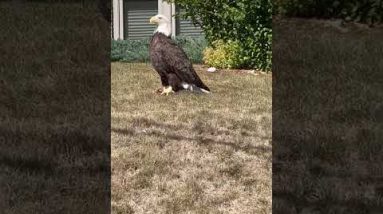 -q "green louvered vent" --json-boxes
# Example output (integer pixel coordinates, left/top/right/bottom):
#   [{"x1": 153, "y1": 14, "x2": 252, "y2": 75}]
[
  {"x1": 124, "y1": 0, "x2": 157, "y2": 39},
  {"x1": 176, "y1": 9, "x2": 203, "y2": 37}
]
